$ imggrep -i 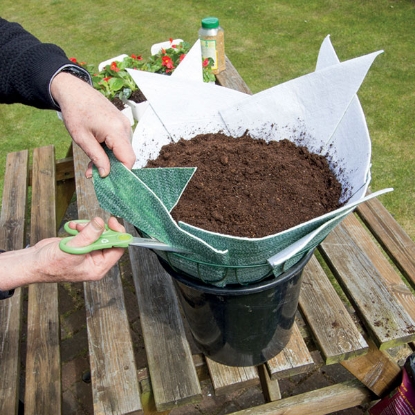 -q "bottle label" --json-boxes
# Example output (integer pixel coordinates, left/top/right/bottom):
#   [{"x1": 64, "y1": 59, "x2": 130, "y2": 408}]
[{"x1": 200, "y1": 39, "x2": 218, "y2": 70}]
